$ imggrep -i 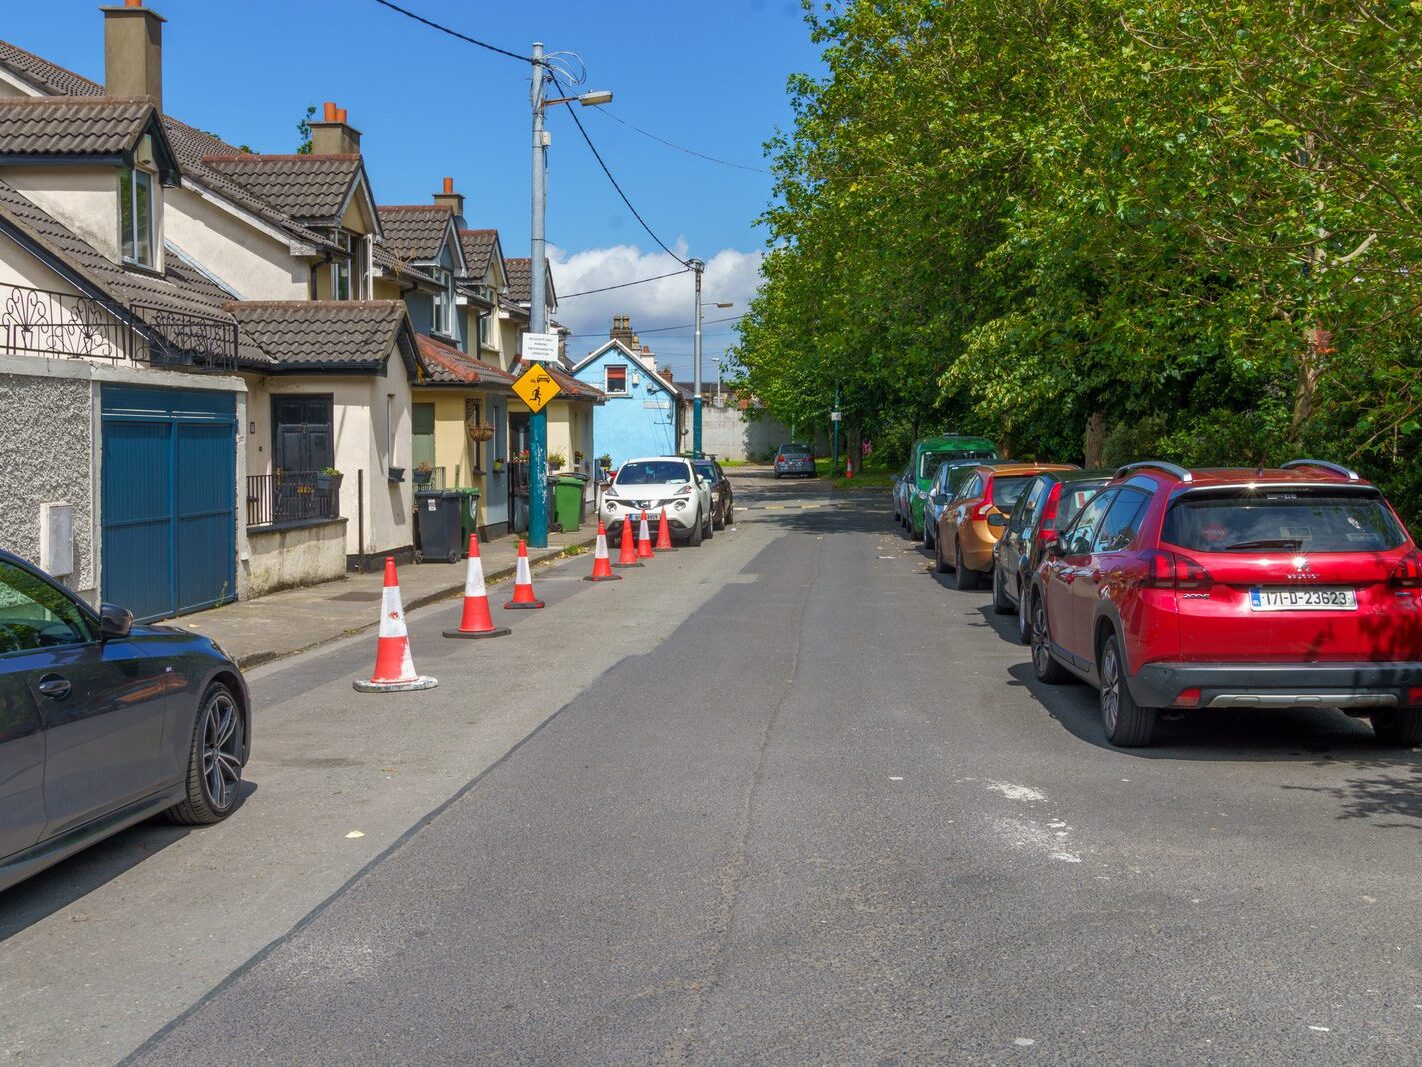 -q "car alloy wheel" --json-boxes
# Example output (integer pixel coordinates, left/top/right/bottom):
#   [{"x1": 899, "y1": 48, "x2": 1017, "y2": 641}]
[
  {"x1": 1016, "y1": 583, "x2": 1031, "y2": 644},
  {"x1": 1101, "y1": 641, "x2": 1122, "y2": 737},
  {"x1": 1031, "y1": 596, "x2": 1066, "y2": 684},
  {"x1": 202, "y1": 689, "x2": 243, "y2": 811}
]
